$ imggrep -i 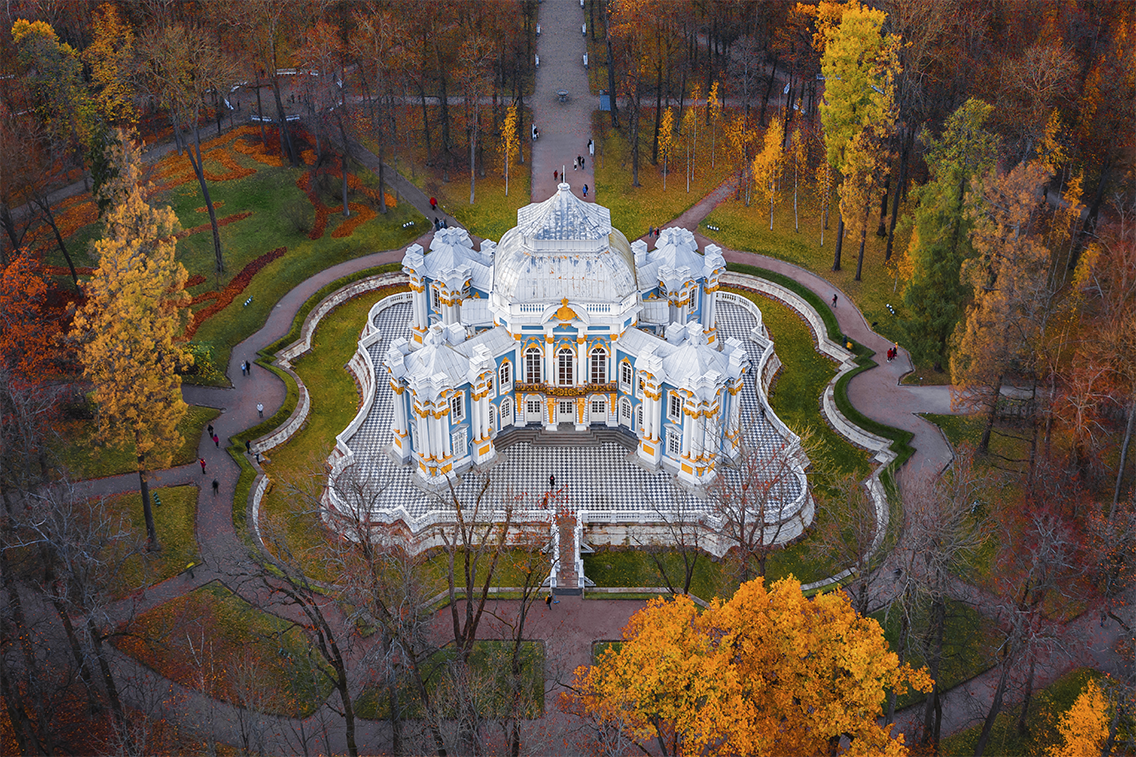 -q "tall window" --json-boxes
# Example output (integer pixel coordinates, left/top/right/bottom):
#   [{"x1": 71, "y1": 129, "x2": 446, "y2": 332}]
[
  {"x1": 431, "y1": 286, "x2": 440, "y2": 311},
  {"x1": 450, "y1": 393, "x2": 464, "y2": 422},
  {"x1": 667, "y1": 428, "x2": 681, "y2": 456},
  {"x1": 501, "y1": 398, "x2": 514, "y2": 427},
  {"x1": 499, "y1": 360, "x2": 512, "y2": 391},
  {"x1": 668, "y1": 392, "x2": 683, "y2": 422},
  {"x1": 590, "y1": 347, "x2": 607, "y2": 384},
  {"x1": 525, "y1": 347, "x2": 542, "y2": 383},
  {"x1": 620, "y1": 398, "x2": 632, "y2": 424},
  {"x1": 489, "y1": 404, "x2": 498, "y2": 432},
  {"x1": 620, "y1": 361, "x2": 633, "y2": 389},
  {"x1": 635, "y1": 406, "x2": 644, "y2": 434},
  {"x1": 558, "y1": 347, "x2": 574, "y2": 386},
  {"x1": 590, "y1": 398, "x2": 606, "y2": 419}
]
